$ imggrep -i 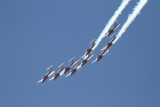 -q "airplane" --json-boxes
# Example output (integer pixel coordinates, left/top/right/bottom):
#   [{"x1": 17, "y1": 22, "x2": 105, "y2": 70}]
[
  {"x1": 49, "y1": 63, "x2": 64, "y2": 81},
  {"x1": 66, "y1": 60, "x2": 81, "y2": 77},
  {"x1": 105, "y1": 22, "x2": 120, "y2": 37},
  {"x1": 101, "y1": 34, "x2": 116, "y2": 51},
  {"x1": 37, "y1": 65, "x2": 55, "y2": 83},
  {"x1": 80, "y1": 54, "x2": 94, "y2": 67},
  {"x1": 92, "y1": 49, "x2": 109, "y2": 63},
  {"x1": 82, "y1": 39, "x2": 96, "y2": 58},
  {"x1": 60, "y1": 57, "x2": 76, "y2": 75}
]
